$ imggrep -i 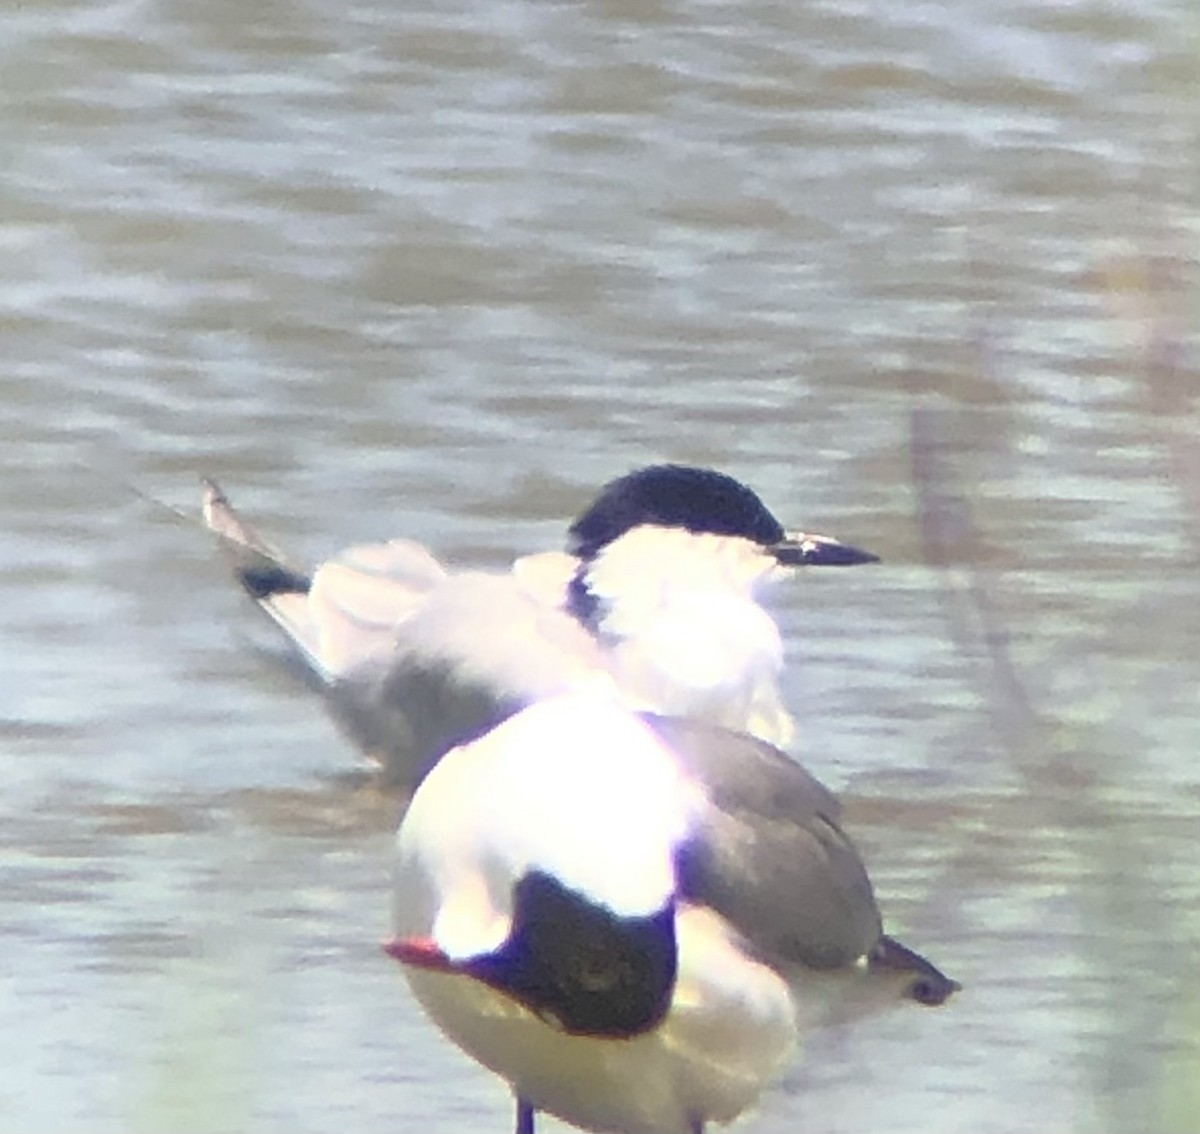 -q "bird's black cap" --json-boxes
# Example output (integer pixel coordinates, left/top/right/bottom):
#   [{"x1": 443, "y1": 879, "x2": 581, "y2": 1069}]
[{"x1": 568, "y1": 465, "x2": 786, "y2": 560}]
